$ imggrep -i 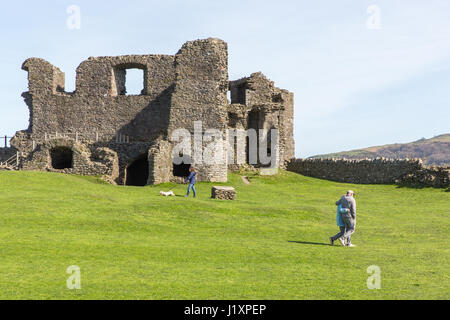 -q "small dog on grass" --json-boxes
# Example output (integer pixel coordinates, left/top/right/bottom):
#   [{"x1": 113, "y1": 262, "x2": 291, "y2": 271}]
[{"x1": 160, "y1": 190, "x2": 175, "y2": 197}]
